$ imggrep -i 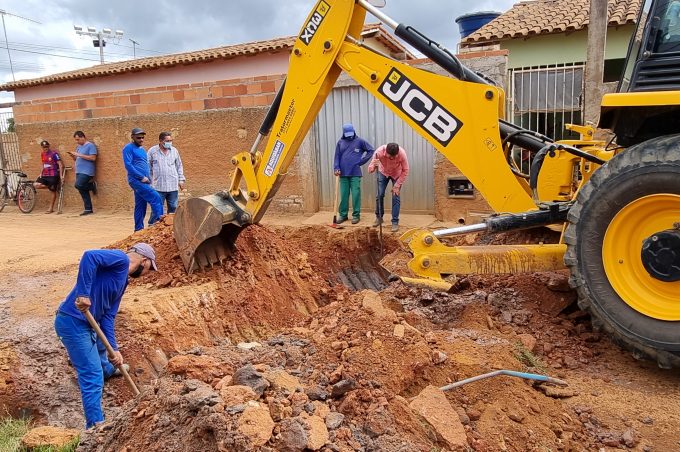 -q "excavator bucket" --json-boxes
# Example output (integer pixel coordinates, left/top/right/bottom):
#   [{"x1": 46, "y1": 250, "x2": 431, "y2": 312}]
[{"x1": 173, "y1": 193, "x2": 247, "y2": 273}]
